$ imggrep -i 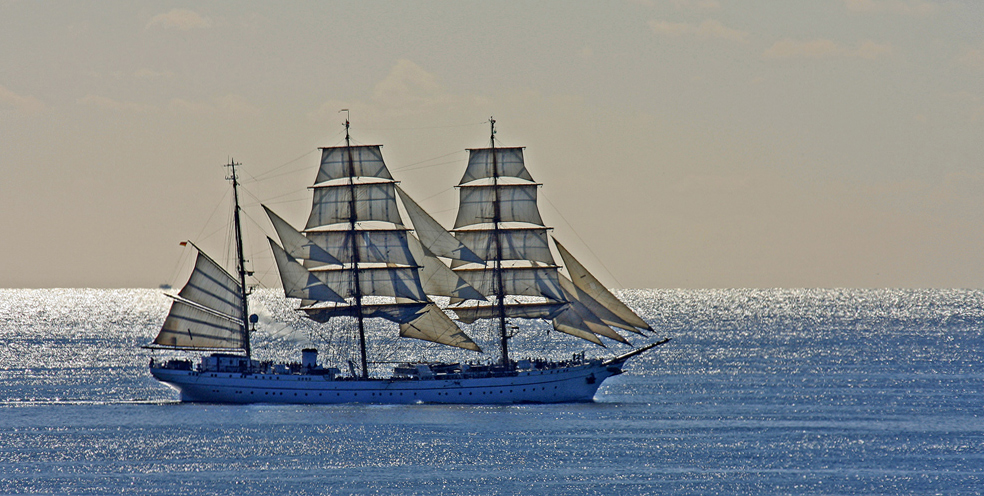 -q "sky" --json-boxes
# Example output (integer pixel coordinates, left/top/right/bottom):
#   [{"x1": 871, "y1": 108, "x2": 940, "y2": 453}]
[{"x1": 2, "y1": 0, "x2": 984, "y2": 289}]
